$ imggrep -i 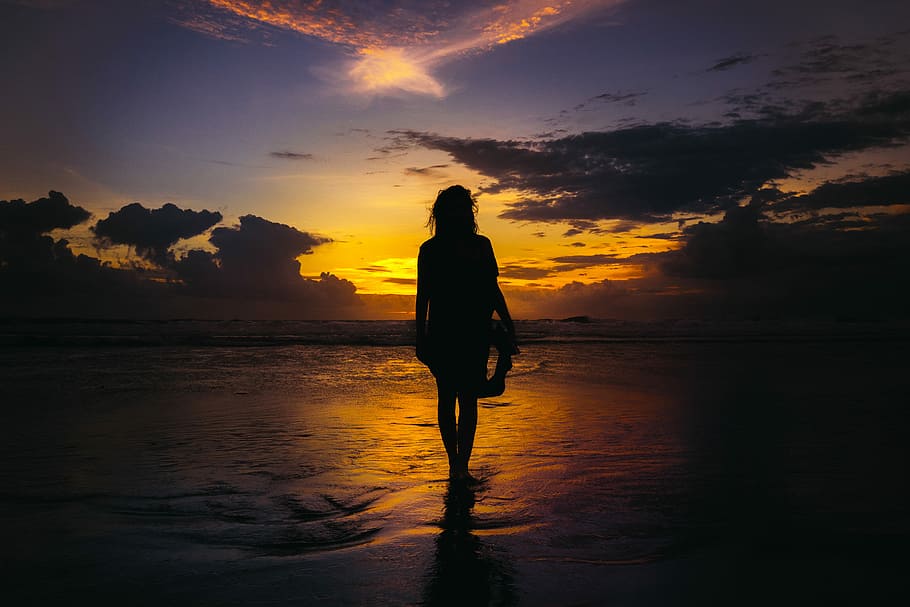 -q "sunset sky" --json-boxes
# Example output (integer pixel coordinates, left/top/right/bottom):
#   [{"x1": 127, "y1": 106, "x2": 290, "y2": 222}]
[{"x1": 2, "y1": 0, "x2": 909, "y2": 319}]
